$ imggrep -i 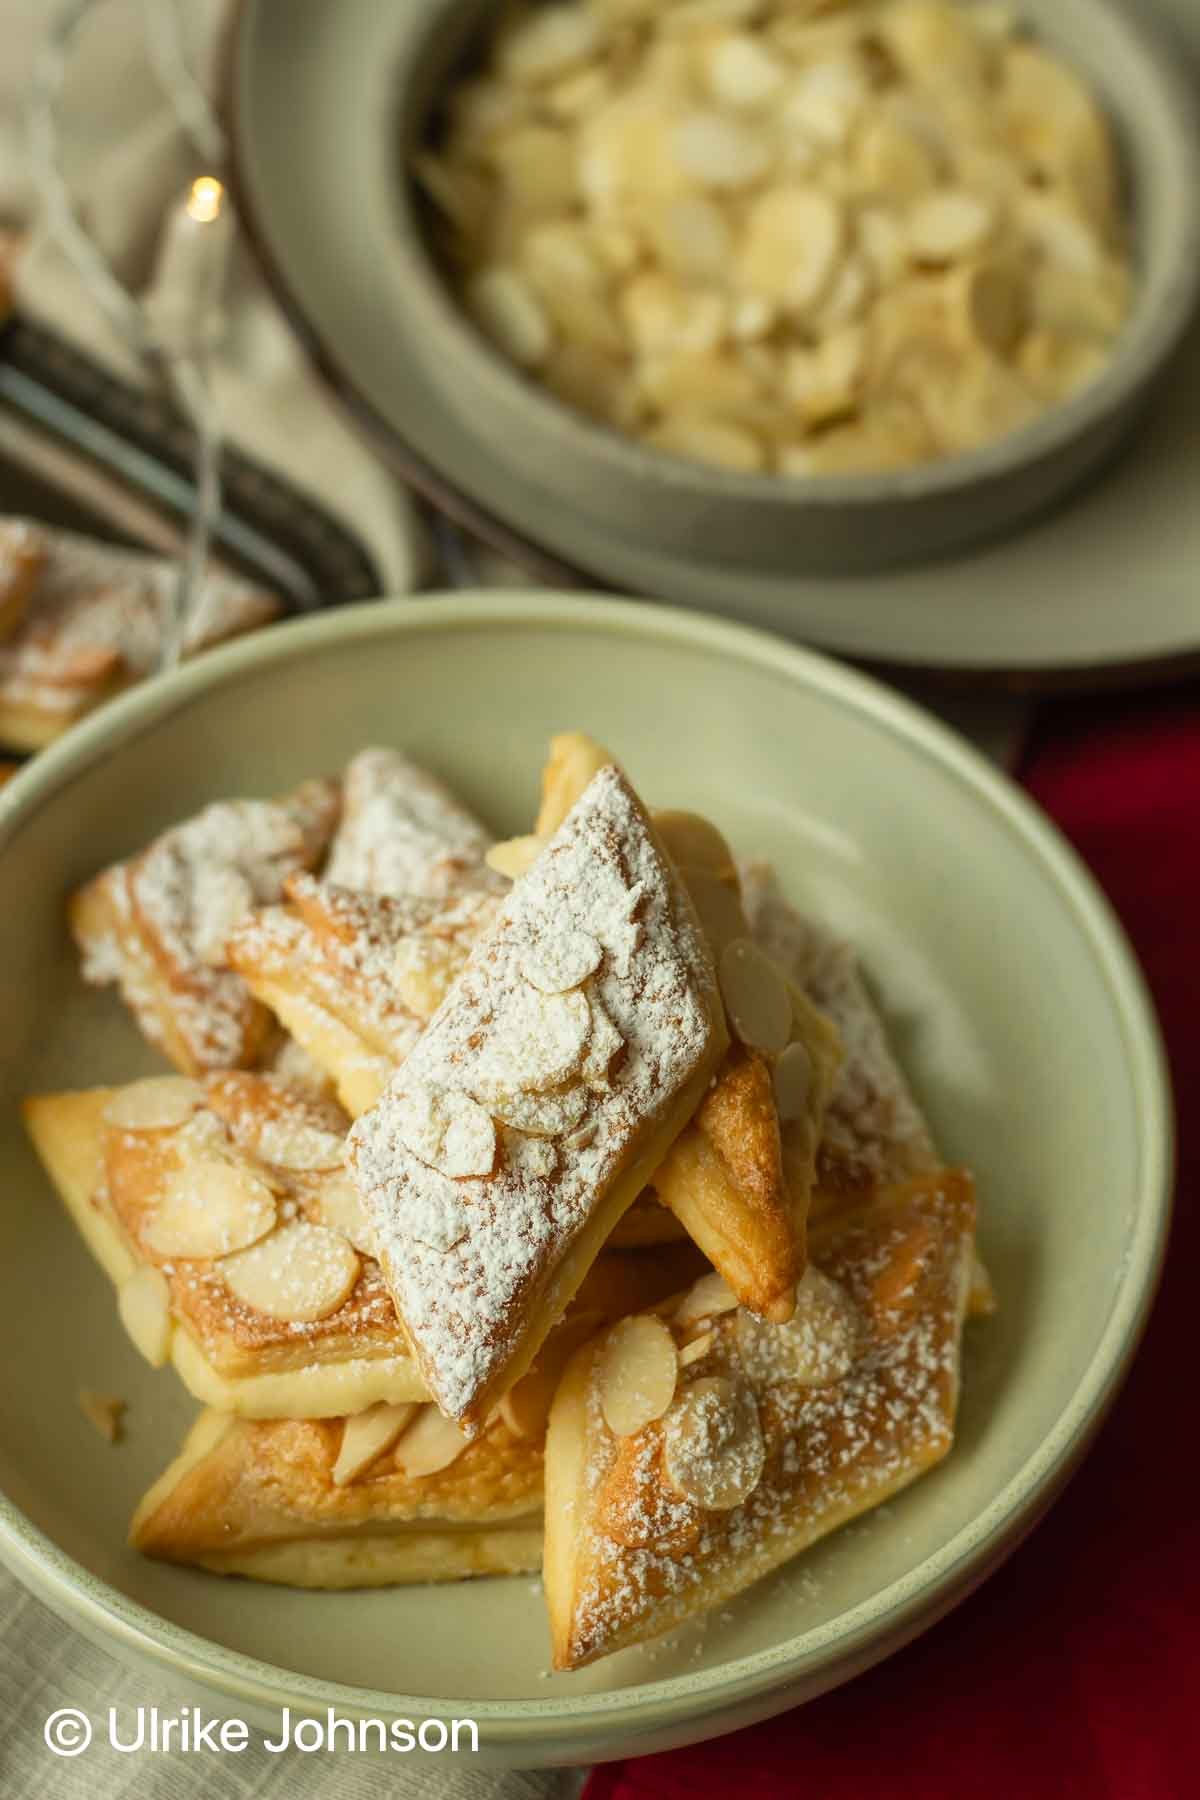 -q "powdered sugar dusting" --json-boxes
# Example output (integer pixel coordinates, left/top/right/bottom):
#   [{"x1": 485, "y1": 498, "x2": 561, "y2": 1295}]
[
  {"x1": 739, "y1": 861, "x2": 936, "y2": 1185},
  {"x1": 565, "y1": 1178, "x2": 973, "y2": 1663},
  {"x1": 229, "y1": 876, "x2": 498, "y2": 1068},
  {"x1": 76, "y1": 781, "x2": 339, "y2": 1070},
  {"x1": 0, "y1": 524, "x2": 278, "y2": 715},
  {"x1": 326, "y1": 748, "x2": 502, "y2": 900},
  {"x1": 349, "y1": 765, "x2": 721, "y2": 1420}
]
